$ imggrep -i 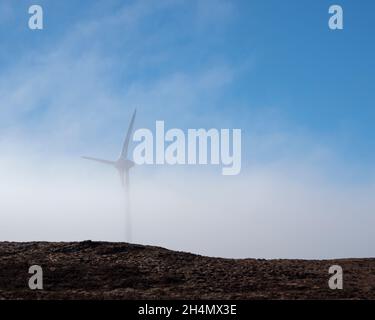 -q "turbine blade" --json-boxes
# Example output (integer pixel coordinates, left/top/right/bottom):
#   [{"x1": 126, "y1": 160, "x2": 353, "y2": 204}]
[
  {"x1": 121, "y1": 109, "x2": 137, "y2": 159},
  {"x1": 82, "y1": 156, "x2": 116, "y2": 166}
]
